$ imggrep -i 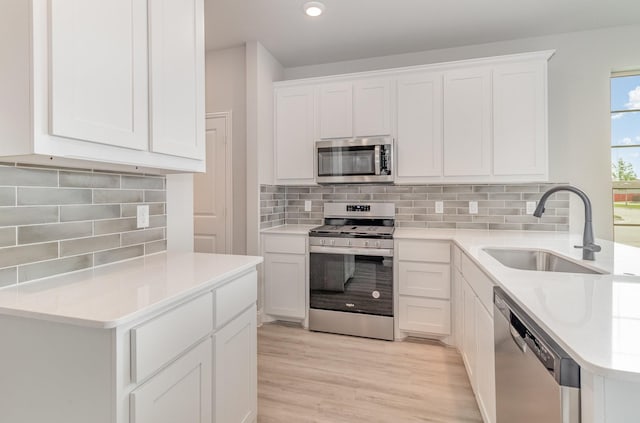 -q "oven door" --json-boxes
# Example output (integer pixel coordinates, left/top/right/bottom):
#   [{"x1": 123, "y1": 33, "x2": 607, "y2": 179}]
[{"x1": 309, "y1": 247, "x2": 393, "y2": 317}]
